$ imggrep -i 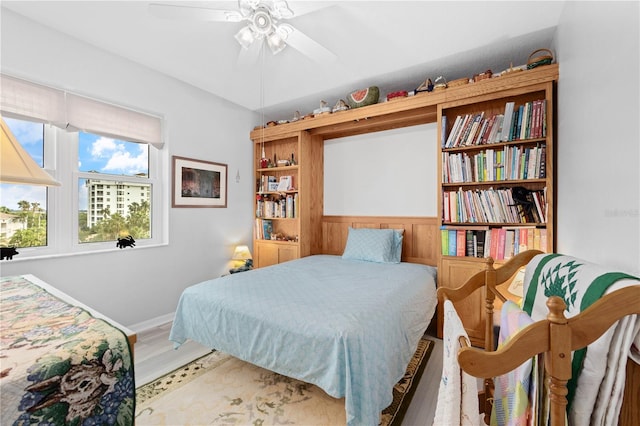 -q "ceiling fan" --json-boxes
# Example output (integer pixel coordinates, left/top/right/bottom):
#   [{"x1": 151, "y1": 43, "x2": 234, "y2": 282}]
[{"x1": 148, "y1": 0, "x2": 336, "y2": 64}]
